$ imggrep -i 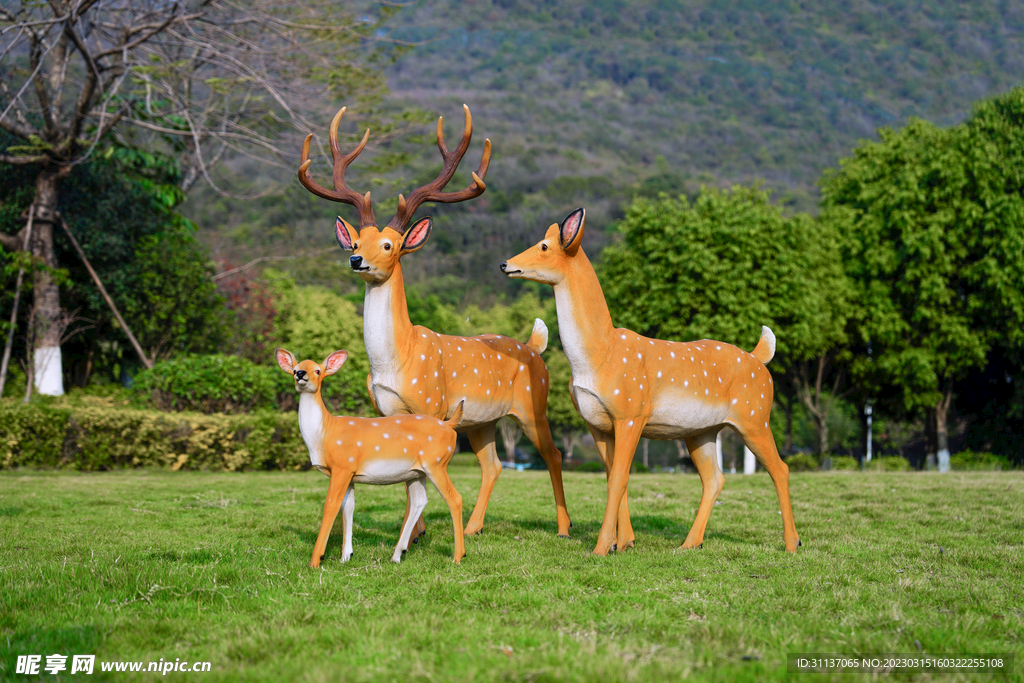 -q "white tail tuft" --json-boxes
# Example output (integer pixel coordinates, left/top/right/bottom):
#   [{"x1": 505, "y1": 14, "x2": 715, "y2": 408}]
[
  {"x1": 752, "y1": 325, "x2": 776, "y2": 365},
  {"x1": 526, "y1": 318, "x2": 548, "y2": 354}
]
